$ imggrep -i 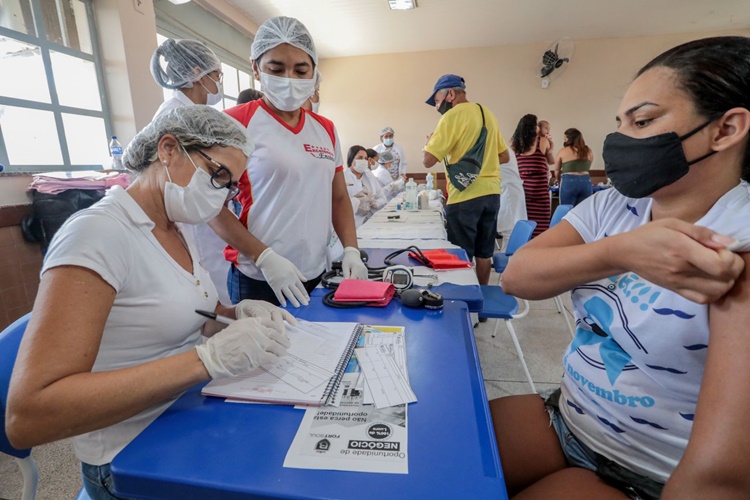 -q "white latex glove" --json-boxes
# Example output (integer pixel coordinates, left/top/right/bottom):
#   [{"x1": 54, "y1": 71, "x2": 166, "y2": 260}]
[
  {"x1": 235, "y1": 299, "x2": 297, "y2": 333},
  {"x1": 356, "y1": 199, "x2": 372, "y2": 216},
  {"x1": 195, "y1": 317, "x2": 290, "y2": 379},
  {"x1": 342, "y1": 246, "x2": 369, "y2": 280},
  {"x1": 390, "y1": 178, "x2": 405, "y2": 191},
  {"x1": 255, "y1": 247, "x2": 309, "y2": 307},
  {"x1": 353, "y1": 190, "x2": 370, "y2": 200}
]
